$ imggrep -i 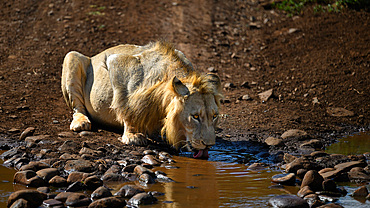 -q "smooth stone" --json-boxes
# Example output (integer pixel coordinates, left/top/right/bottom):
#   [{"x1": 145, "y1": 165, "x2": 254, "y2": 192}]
[
  {"x1": 91, "y1": 186, "x2": 112, "y2": 201},
  {"x1": 265, "y1": 137, "x2": 283, "y2": 146},
  {"x1": 303, "y1": 194, "x2": 324, "y2": 207},
  {"x1": 141, "y1": 155, "x2": 160, "y2": 166},
  {"x1": 156, "y1": 173, "x2": 175, "y2": 182},
  {"x1": 300, "y1": 139, "x2": 322, "y2": 149},
  {"x1": 268, "y1": 194, "x2": 309, "y2": 208},
  {"x1": 352, "y1": 186, "x2": 369, "y2": 197},
  {"x1": 54, "y1": 192, "x2": 74, "y2": 202},
  {"x1": 286, "y1": 157, "x2": 315, "y2": 174},
  {"x1": 19, "y1": 127, "x2": 36, "y2": 140},
  {"x1": 128, "y1": 193, "x2": 157, "y2": 206},
  {"x1": 348, "y1": 167, "x2": 370, "y2": 181},
  {"x1": 9, "y1": 198, "x2": 29, "y2": 208},
  {"x1": 296, "y1": 169, "x2": 308, "y2": 179},
  {"x1": 281, "y1": 129, "x2": 308, "y2": 139},
  {"x1": 58, "y1": 132, "x2": 75, "y2": 138},
  {"x1": 66, "y1": 181, "x2": 86, "y2": 192},
  {"x1": 84, "y1": 175, "x2": 104, "y2": 190},
  {"x1": 58, "y1": 140, "x2": 79, "y2": 152},
  {"x1": 36, "y1": 168, "x2": 59, "y2": 182},
  {"x1": 297, "y1": 186, "x2": 314, "y2": 198},
  {"x1": 13, "y1": 170, "x2": 45, "y2": 187},
  {"x1": 64, "y1": 159, "x2": 95, "y2": 173},
  {"x1": 105, "y1": 165, "x2": 121, "y2": 175},
  {"x1": 88, "y1": 196, "x2": 126, "y2": 208},
  {"x1": 247, "y1": 163, "x2": 267, "y2": 171},
  {"x1": 301, "y1": 170, "x2": 324, "y2": 192},
  {"x1": 114, "y1": 184, "x2": 144, "y2": 198},
  {"x1": 48, "y1": 175, "x2": 68, "y2": 187},
  {"x1": 139, "y1": 173, "x2": 156, "y2": 184},
  {"x1": 42, "y1": 199, "x2": 63, "y2": 207},
  {"x1": 67, "y1": 171, "x2": 91, "y2": 183},
  {"x1": 310, "y1": 151, "x2": 328, "y2": 158},
  {"x1": 271, "y1": 173, "x2": 296, "y2": 186},
  {"x1": 19, "y1": 161, "x2": 50, "y2": 171},
  {"x1": 134, "y1": 165, "x2": 155, "y2": 177},
  {"x1": 65, "y1": 193, "x2": 91, "y2": 207},
  {"x1": 7, "y1": 190, "x2": 47, "y2": 208},
  {"x1": 59, "y1": 153, "x2": 80, "y2": 160},
  {"x1": 37, "y1": 187, "x2": 50, "y2": 193},
  {"x1": 101, "y1": 173, "x2": 126, "y2": 183},
  {"x1": 283, "y1": 153, "x2": 297, "y2": 163},
  {"x1": 79, "y1": 147, "x2": 104, "y2": 157}
]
